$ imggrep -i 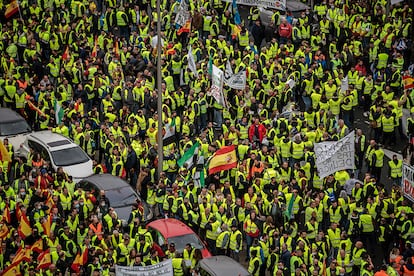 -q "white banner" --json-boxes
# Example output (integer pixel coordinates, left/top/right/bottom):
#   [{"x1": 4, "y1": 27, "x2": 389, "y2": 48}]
[
  {"x1": 209, "y1": 65, "x2": 226, "y2": 107},
  {"x1": 224, "y1": 60, "x2": 233, "y2": 80},
  {"x1": 115, "y1": 259, "x2": 173, "y2": 276},
  {"x1": 187, "y1": 47, "x2": 198, "y2": 78},
  {"x1": 314, "y1": 131, "x2": 355, "y2": 179},
  {"x1": 225, "y1": 70, "x2": 246, "y2": 90},
  {"x1": 175, "y1": 0, "x2": 190, "y2": 26},
  {"x1": 222, "y1": 0, "x2": 286, "y2": 10},
  {"x1": 402, "y1": 164, "x2": 414, "y2": 202},
  {"x1": 390, "y1": 0, "x2": 404, "y2": 5}
]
